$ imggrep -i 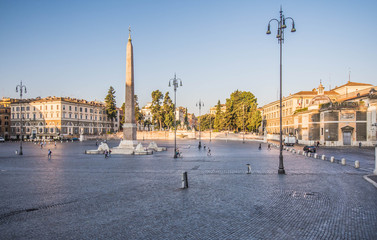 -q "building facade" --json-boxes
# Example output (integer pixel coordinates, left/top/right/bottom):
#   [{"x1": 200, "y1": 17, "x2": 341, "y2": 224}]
[
  {"x1": 261, "y1": 81, "x2": 376, "y2": 146},
  {"x1": 9, "y1": 96, "x2": 119, "y2": 140},
  {"x1": 0, "y1": 98, "x2": 12, "y2": 139}
]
